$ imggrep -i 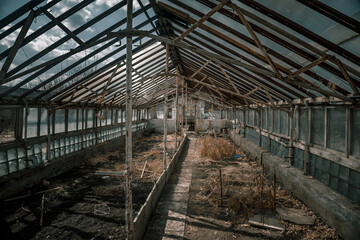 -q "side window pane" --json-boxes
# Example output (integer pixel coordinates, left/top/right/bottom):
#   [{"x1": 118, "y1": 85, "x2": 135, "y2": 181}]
[
  {"x1": 328, "y1": 108, "x2": 346, "y2": 152},
  {"x1": 311, "y1": 108, "x2": 324, "y2": 146}
]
